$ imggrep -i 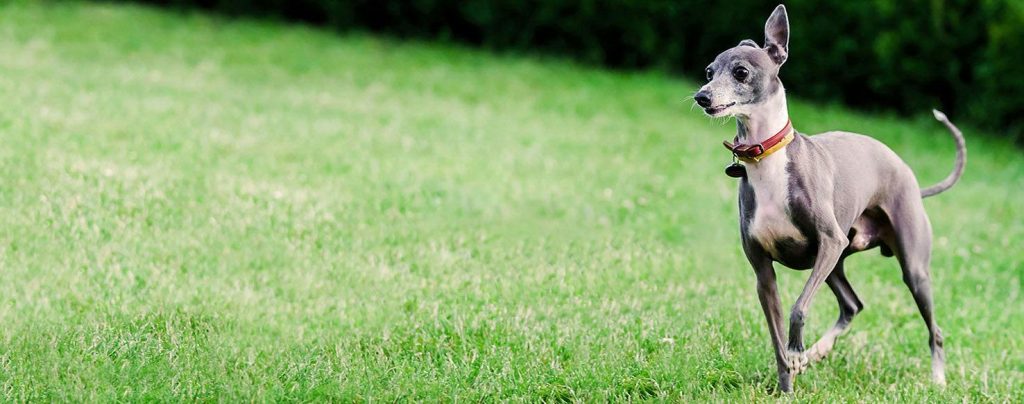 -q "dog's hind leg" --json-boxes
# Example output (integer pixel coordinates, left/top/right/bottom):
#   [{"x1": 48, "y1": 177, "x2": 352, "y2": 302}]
[
  {"x1": 889, "y1": 199, "x2": 946, "y2": 385},
  {"x1": 806, "y1": 258, "x2": 863, "y2": 363}
]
